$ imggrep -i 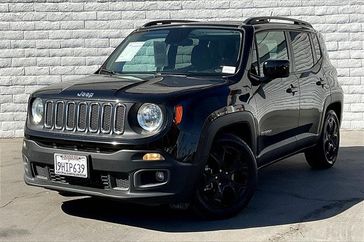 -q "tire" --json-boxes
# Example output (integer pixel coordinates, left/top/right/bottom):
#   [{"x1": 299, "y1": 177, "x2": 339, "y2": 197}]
[
  {"x1": 58, "y1": 191, "x2": 80, "y2": 197},
  {"x1": 193, "y1": 134, "x2": 257, "y2": 219},
  {"x1": 305, "y1": 110, "x2": 340, "y2": 169}
]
